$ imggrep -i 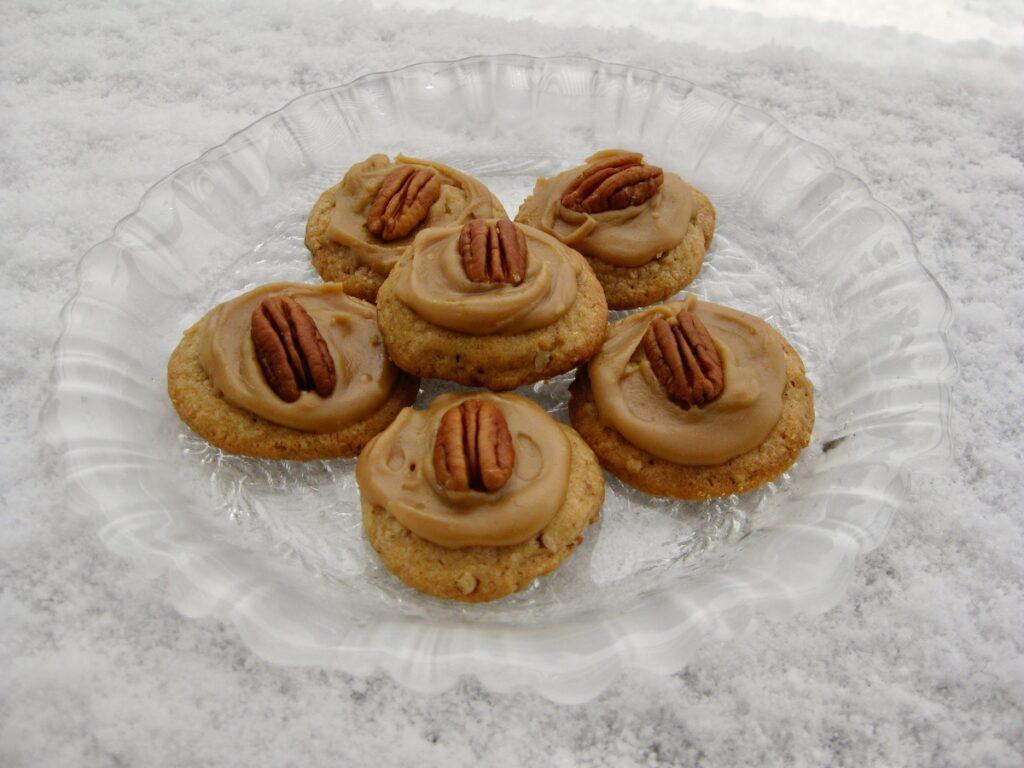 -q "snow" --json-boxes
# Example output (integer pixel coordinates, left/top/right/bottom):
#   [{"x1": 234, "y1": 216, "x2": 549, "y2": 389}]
[{"x1": 1, "y1": 1, "x2": 1022, "y2": 766}]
